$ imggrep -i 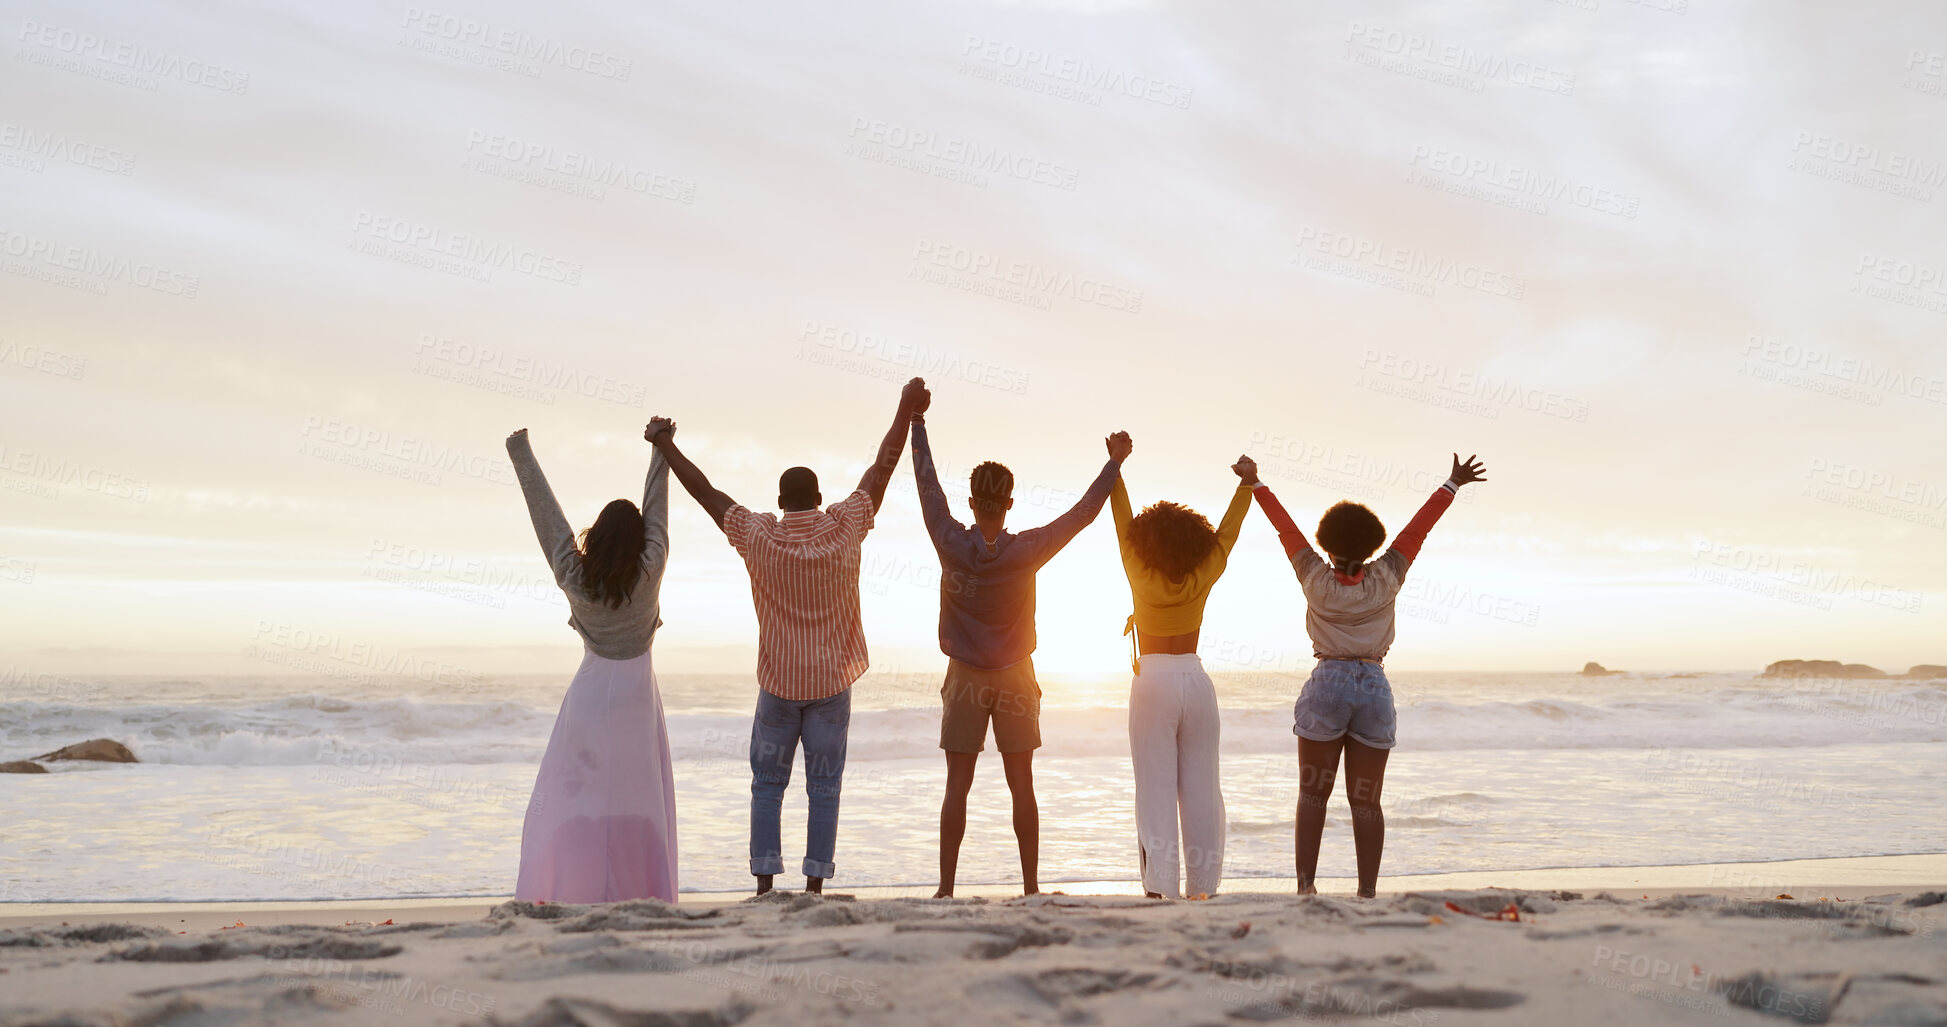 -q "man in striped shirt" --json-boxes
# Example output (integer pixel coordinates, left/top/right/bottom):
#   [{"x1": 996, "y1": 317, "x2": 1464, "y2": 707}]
[{"x1": 650, "y1": 377, "x2": 928, "y2": 895}]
